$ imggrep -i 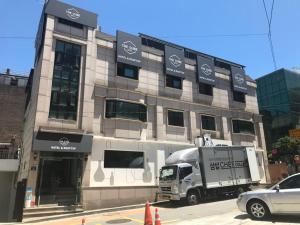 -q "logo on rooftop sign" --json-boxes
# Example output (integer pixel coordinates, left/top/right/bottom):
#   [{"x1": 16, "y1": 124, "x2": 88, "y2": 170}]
[
  {"x1": 235, "y1": 73, "x2": 245, "y2": 84},
  {"x1": 201, "y1": 64, "x2": 213, "y2": 76},
  {"x1": 169, "y1": 55, "x2": 182, "y2": 68},
  {"x1": 122, "y1": 41, "x2": 138, "y2": 55},
  {"x1": 66, "y1": 8, "x2": 80, "y2": 20}
]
